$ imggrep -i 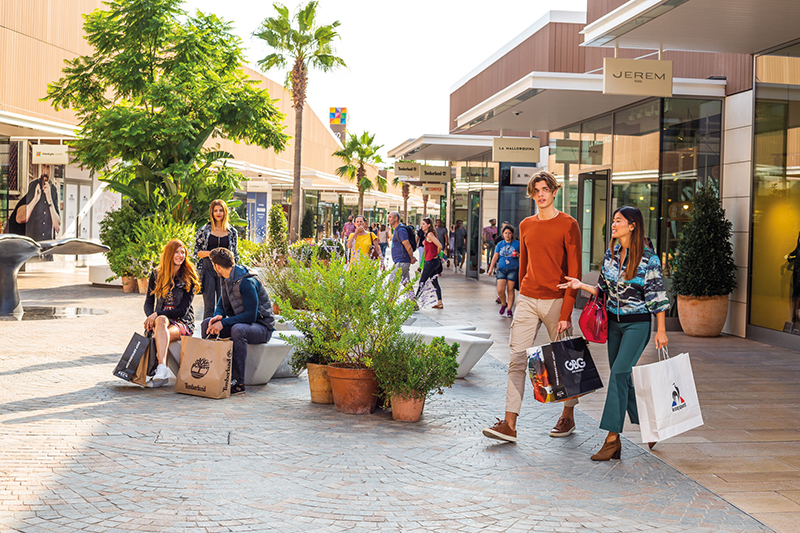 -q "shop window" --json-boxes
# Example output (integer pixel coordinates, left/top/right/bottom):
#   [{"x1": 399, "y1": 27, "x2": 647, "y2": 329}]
[
  {"x1": 612, "y1": 101, "x2": 661, "y2": 247},
  {"x1": 752, "y1": 46, "x2": 800, "y2": 333}
]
